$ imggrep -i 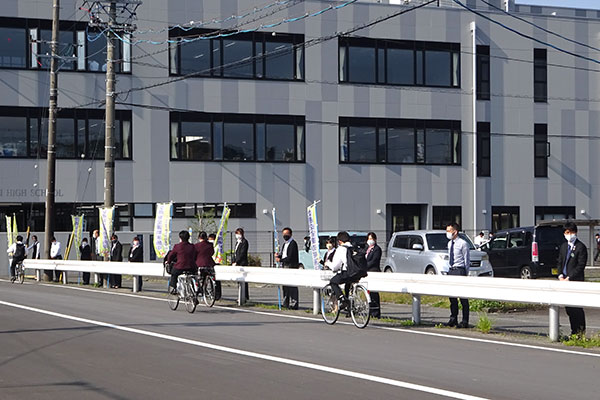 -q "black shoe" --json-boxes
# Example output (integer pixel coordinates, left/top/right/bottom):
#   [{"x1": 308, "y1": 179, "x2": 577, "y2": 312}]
[
  {"x1": 458, "y1": 321, "x2": 469, "y2": 329},
  {"x1": 446, "y1": 318, "x2": 458, "y2": 327},
  {"x1": 10, "y1": 276, "x2": 16, "y2": 283}
]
